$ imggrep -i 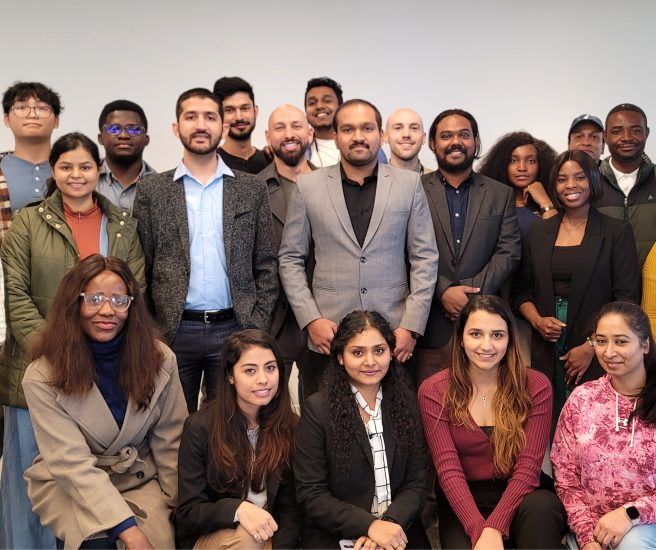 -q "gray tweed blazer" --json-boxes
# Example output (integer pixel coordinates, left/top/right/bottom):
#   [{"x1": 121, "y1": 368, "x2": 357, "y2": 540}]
[{"x1": 133, "y1": 167, "x2": 278, "y2": 344}]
